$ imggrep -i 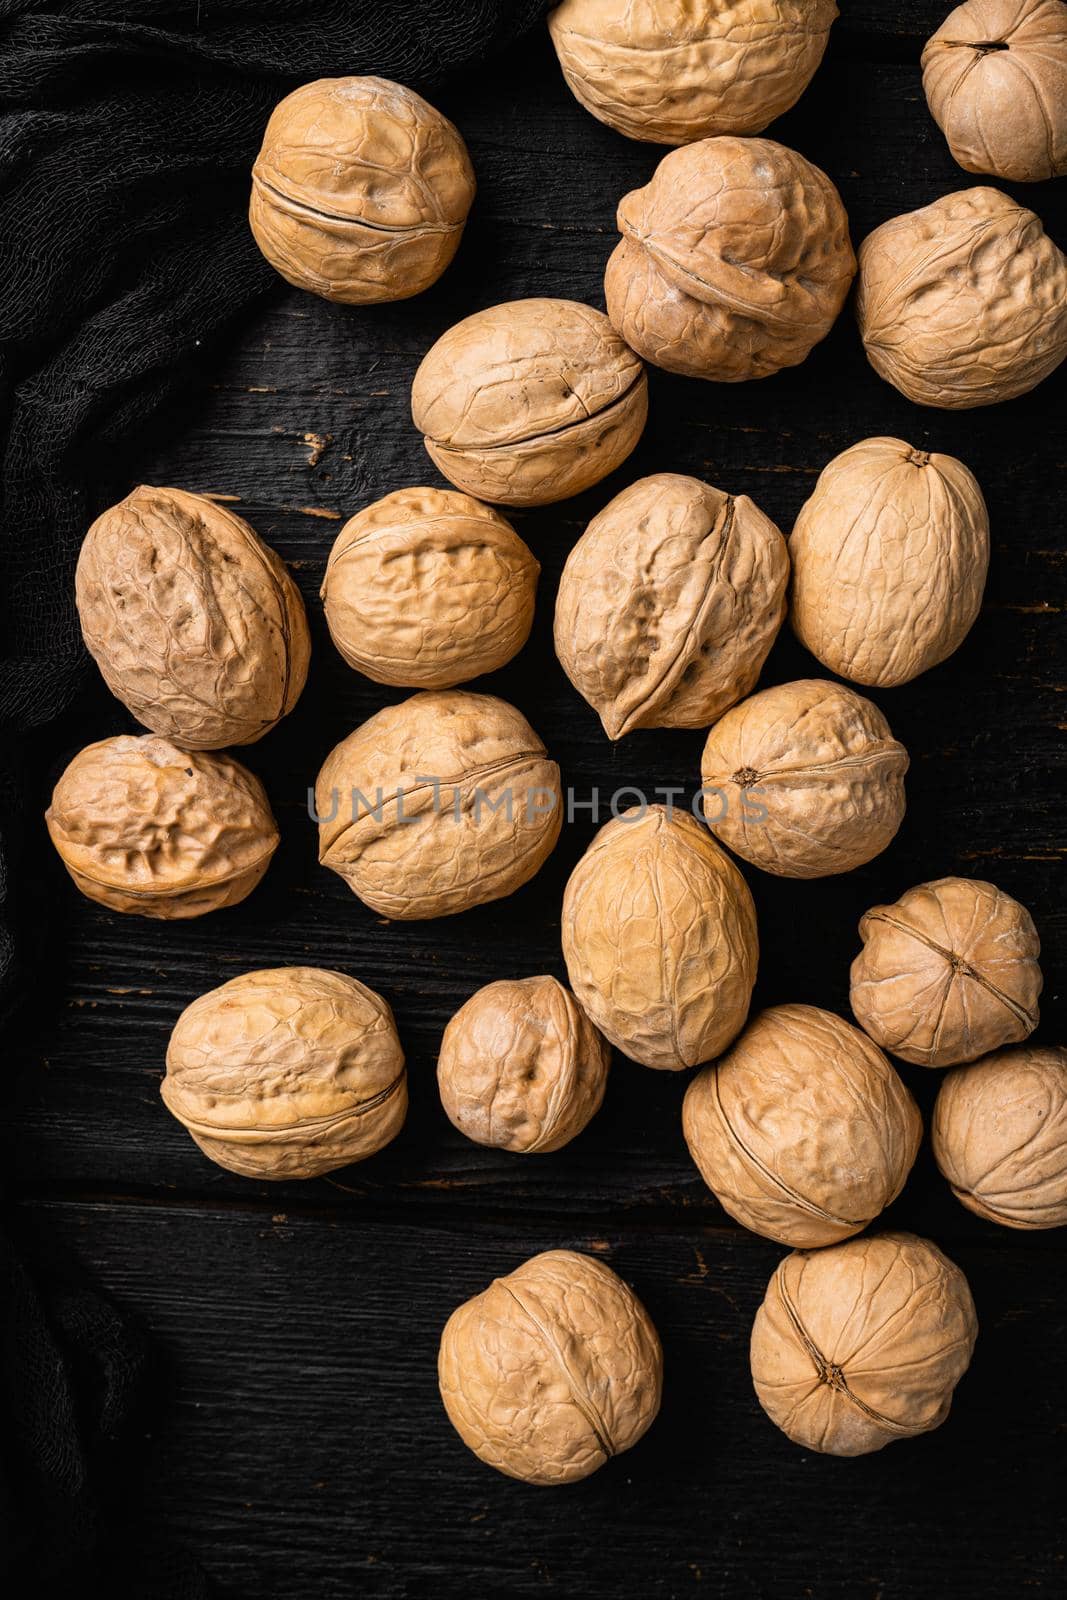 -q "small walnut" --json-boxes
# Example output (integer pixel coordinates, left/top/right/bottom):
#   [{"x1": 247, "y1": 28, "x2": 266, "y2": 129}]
[
  {"x1": 162, "y1": 967, "x2": 406, "y2": 1180},
  {"x1": 249, "y1": 76, "x2": 475, "y2": 303},
  {"x1": 46, "y1": 735, "x2": 278, "y2": 919},
  {"x1": 750, "y1": 1232, "x2": 978, "y2": 1456},
  {"x1": 554, "y1": 472, "x2": 788, "y2": 738},
  {"x1": 561, "y1": 806, "x2": 757, "y2": 1071},
  {"x1": 604, "y1": 137, "x2": 855, "y2": 381},
  {"x1": 683, "y1": 1005, "x2": 921, "y2": 1247},
  {"x1": 438, "y1": 1249, "x2": 662, "y2": 1483},
  {"x1": 700, "y1": 679, "x2": 908, "y2": 878},
  {"x1": 410, "y1": 298, "x2": 648, "y2": 506},
  {"x1": 850, "y1": 877, "x2": 1042, "y2": 1068}
]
